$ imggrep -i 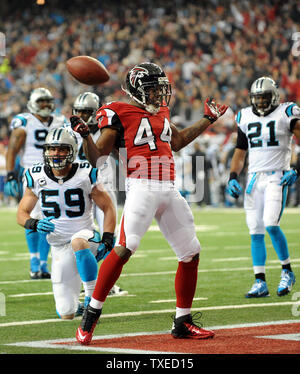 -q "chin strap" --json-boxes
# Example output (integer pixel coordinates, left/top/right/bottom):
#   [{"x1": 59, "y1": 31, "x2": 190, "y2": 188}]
[
  {"x1": 145, "y1": 104, "x2": 160, "y2": 114},
  {"x1": 122, "y1": 85, "x2": 160, "y2": 114}
]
